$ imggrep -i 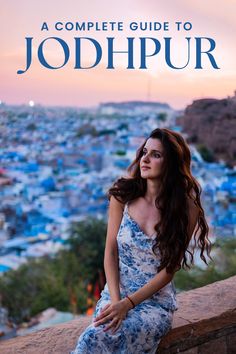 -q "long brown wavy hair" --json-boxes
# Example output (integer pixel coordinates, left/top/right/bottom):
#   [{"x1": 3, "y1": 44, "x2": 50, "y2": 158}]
[{"x1": 108, "y1": 128, "x2": 212, "y2": 274}]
